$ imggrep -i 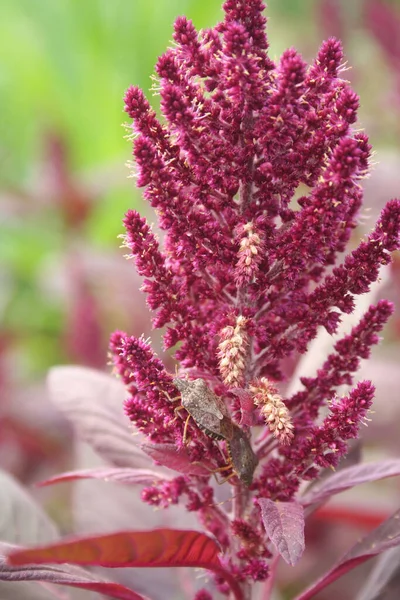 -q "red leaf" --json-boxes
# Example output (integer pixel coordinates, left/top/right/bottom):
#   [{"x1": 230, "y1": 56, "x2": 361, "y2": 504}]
[
  {"x1": 295, "y1": 508, "x2": 400, "y2": 600},
  {"x1": 302, "y1": 459, "x2": 400, "y2": 507},
  {"x1": 313, "y1": 505, "x2": 388, "y2": 529},
  {"x1": 0, "y1": 545, "x2": 150, "y2": 600},
  {"x1": 141, "y1": 443, "x2": 212, "y2": 476},
  {"x1": 8, "y1": 529, "x2": 220, "y2": 569},
  {"x1": 259, "y1": 499, "x2": 305, "y2": 566},
  {"x1": 38, "y1": 467, "x2": 168, "y2": 487},
  {"x1": 7, "y1": 530, "x2": 244, "y2": 600}
]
